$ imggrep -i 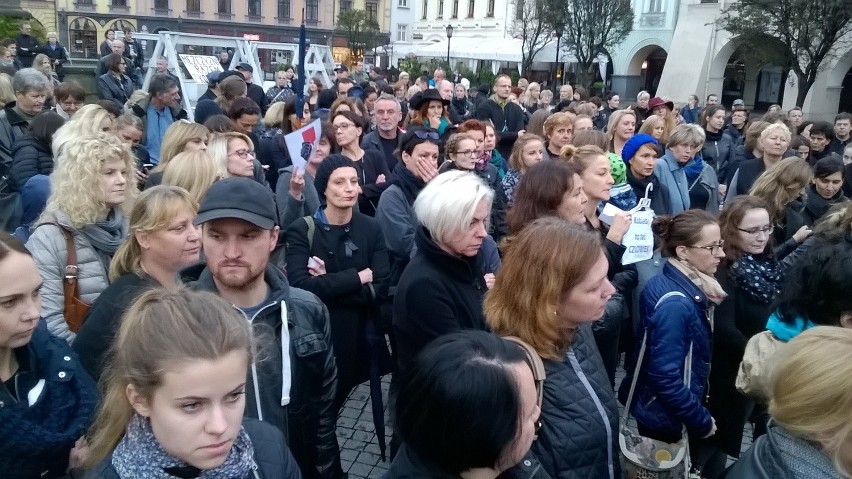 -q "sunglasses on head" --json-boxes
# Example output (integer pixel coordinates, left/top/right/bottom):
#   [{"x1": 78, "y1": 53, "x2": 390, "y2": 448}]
[{"x1": 411, "y1": 130, "x2": 440, "y2": 140}]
